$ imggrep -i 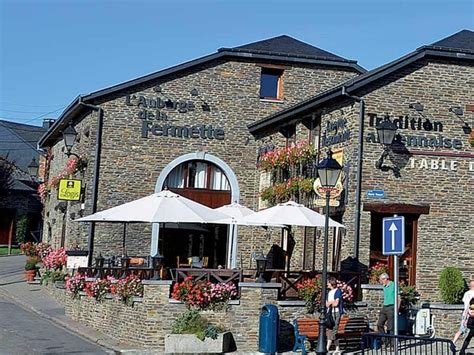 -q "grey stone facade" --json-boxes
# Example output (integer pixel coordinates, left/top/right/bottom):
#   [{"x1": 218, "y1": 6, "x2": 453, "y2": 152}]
[
  {"x1": 41, "y1": 49, "x2": 360, "y2": 268},
  {"x1": 255, "y1": 57, "x2": 474, "y2": 301}
]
